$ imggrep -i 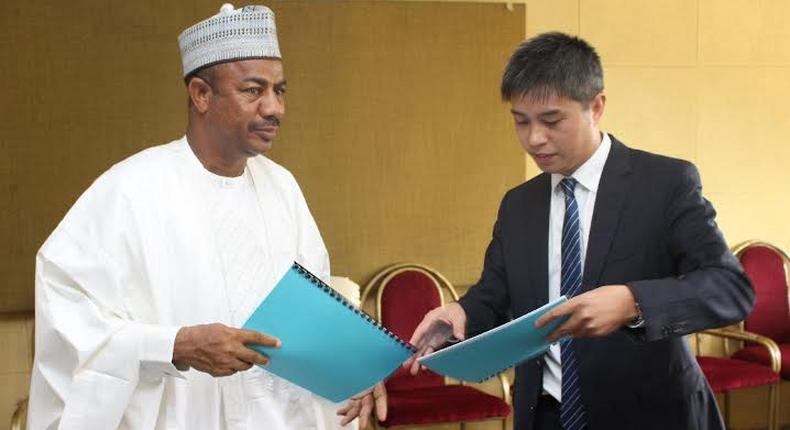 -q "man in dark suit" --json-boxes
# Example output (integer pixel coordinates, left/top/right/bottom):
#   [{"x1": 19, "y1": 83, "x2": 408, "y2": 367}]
[{"x1": 407, "y1": 32, "x2": 754, "y2": 430}]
